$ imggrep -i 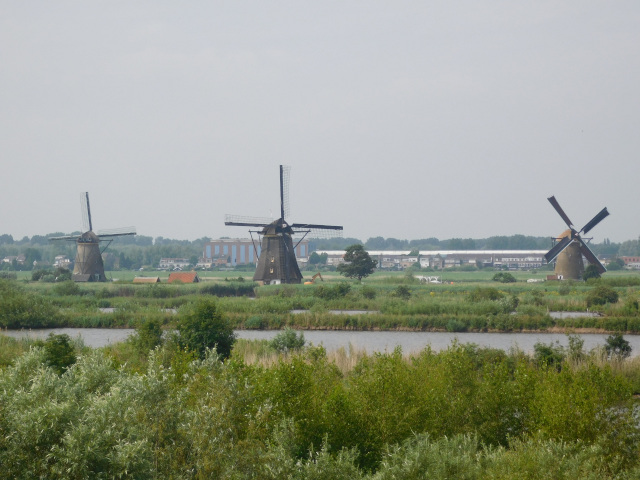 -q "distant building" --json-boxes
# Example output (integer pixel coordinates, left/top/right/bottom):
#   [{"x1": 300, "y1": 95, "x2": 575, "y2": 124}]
[
  {"x1": 158, "y1": 258, "x2": 191, "y2": 270},
  {"x1": 2, "y1": 254, "x2": 26, "y2": 265},
  {"x1": 53, "y1": 255, "x2": 72, "y2": 269},
  {"x1": 317, "y1": 250, "x2": 548, "y2": 271},
  {"x1": 202, "y1": 238, "x2": 309, "y2": 267},
  {"x1": 621, "y1": 256, "x2": 640, "y2": 270}
]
